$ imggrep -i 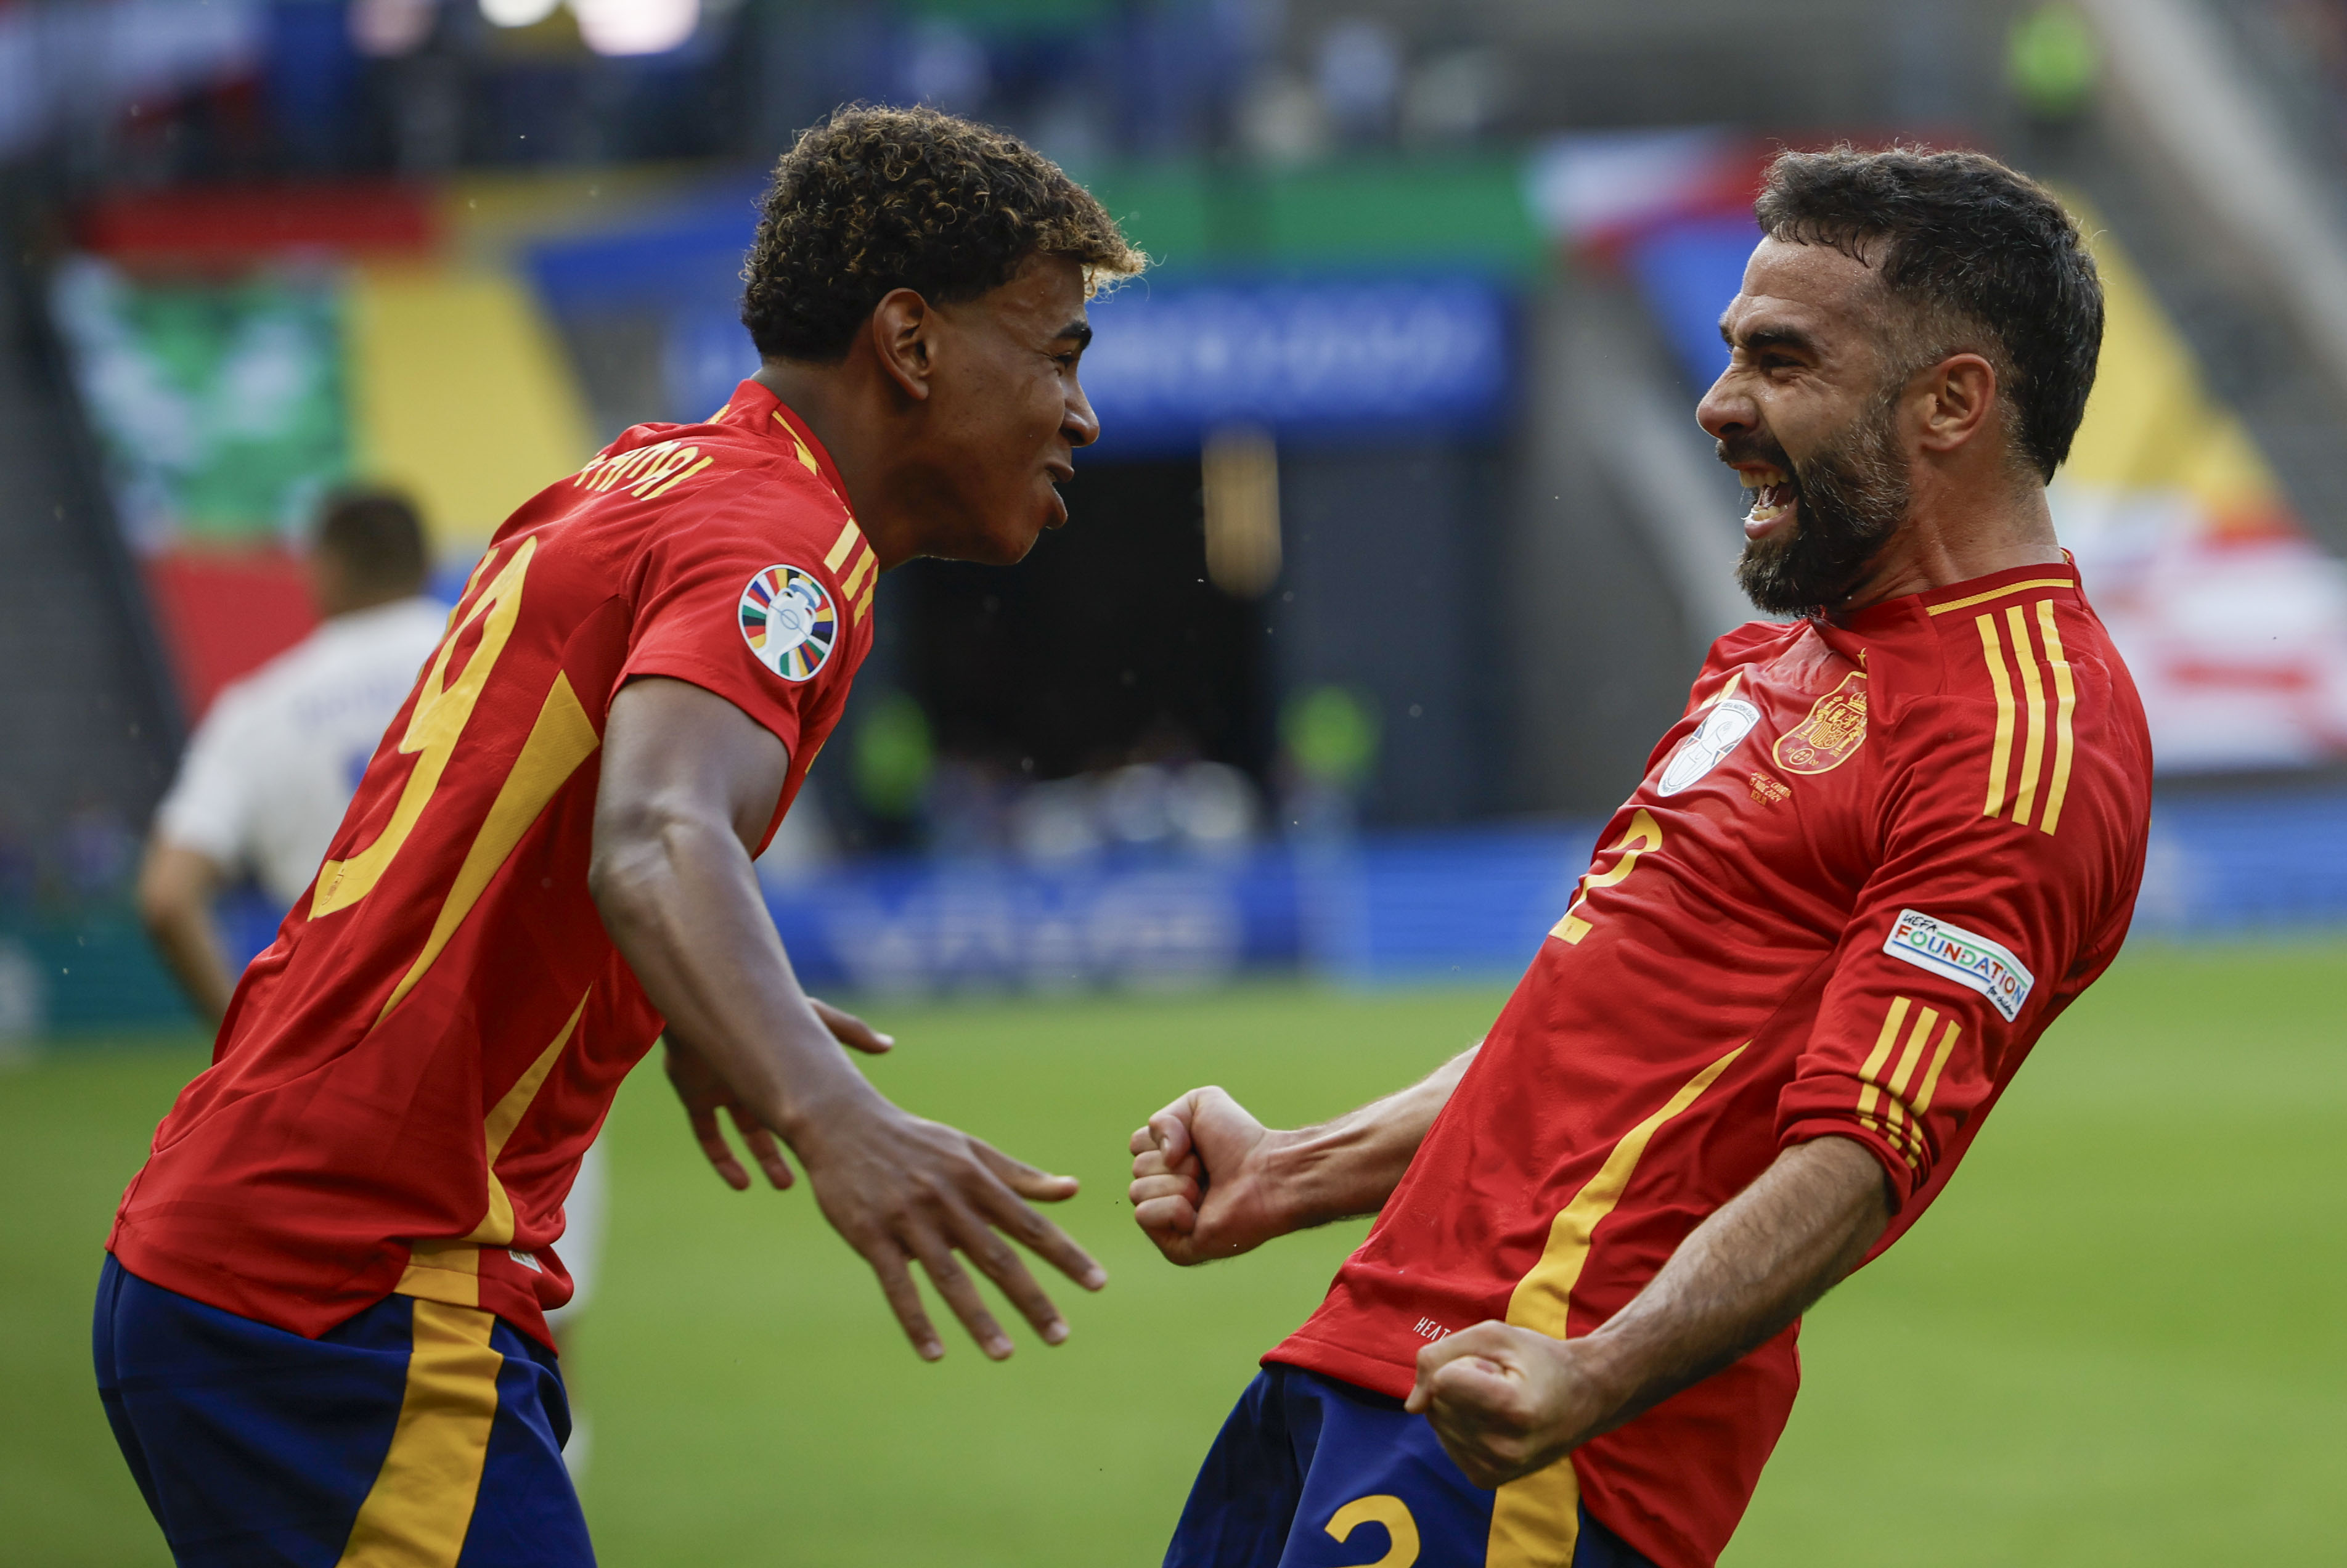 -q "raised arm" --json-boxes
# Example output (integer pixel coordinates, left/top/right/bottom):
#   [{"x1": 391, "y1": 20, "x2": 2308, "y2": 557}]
[
  {"x1": 1405, "y1": 1134, "x2": 1891, "y2": 1485},
  {"x1": 591, "y1": 676, "x2": 1106, "y2": 1360},
  {"x1": 1129, "y1": 1042, "x2": 1480, "y2": 1266}
]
